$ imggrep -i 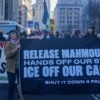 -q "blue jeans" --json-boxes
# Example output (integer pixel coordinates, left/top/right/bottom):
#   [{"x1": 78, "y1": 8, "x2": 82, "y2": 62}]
[{"x1": 7, "y1": 69, "x2": 19, "y2": 100}]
